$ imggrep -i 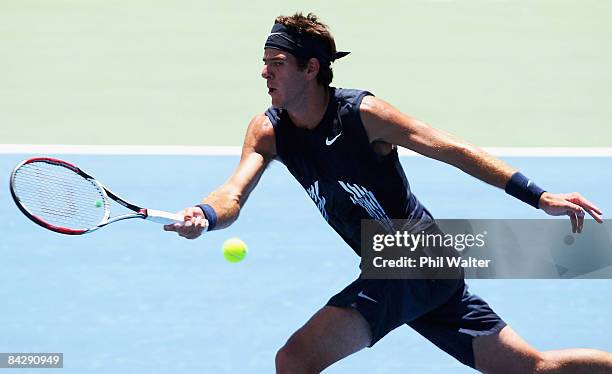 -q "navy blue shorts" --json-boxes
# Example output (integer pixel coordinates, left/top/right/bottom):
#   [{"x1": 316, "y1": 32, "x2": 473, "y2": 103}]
[{"x1": 326, "y1": 277, "x2": 506, "y2": 368}]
